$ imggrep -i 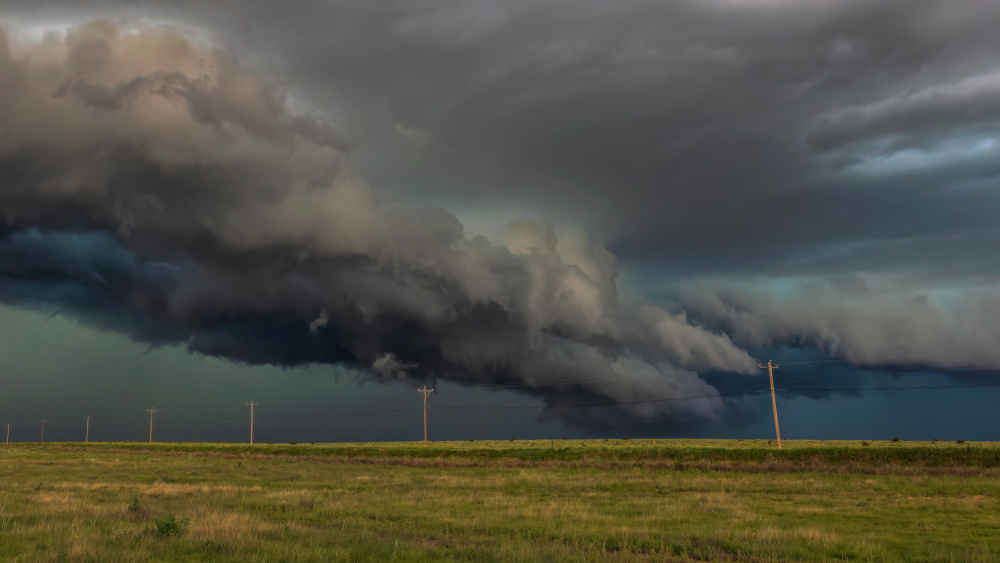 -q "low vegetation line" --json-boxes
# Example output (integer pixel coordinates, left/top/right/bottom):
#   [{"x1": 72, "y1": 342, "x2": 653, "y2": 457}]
[{"x1": 28, "y1": 441, "x2": 1000, "y2": 476}]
